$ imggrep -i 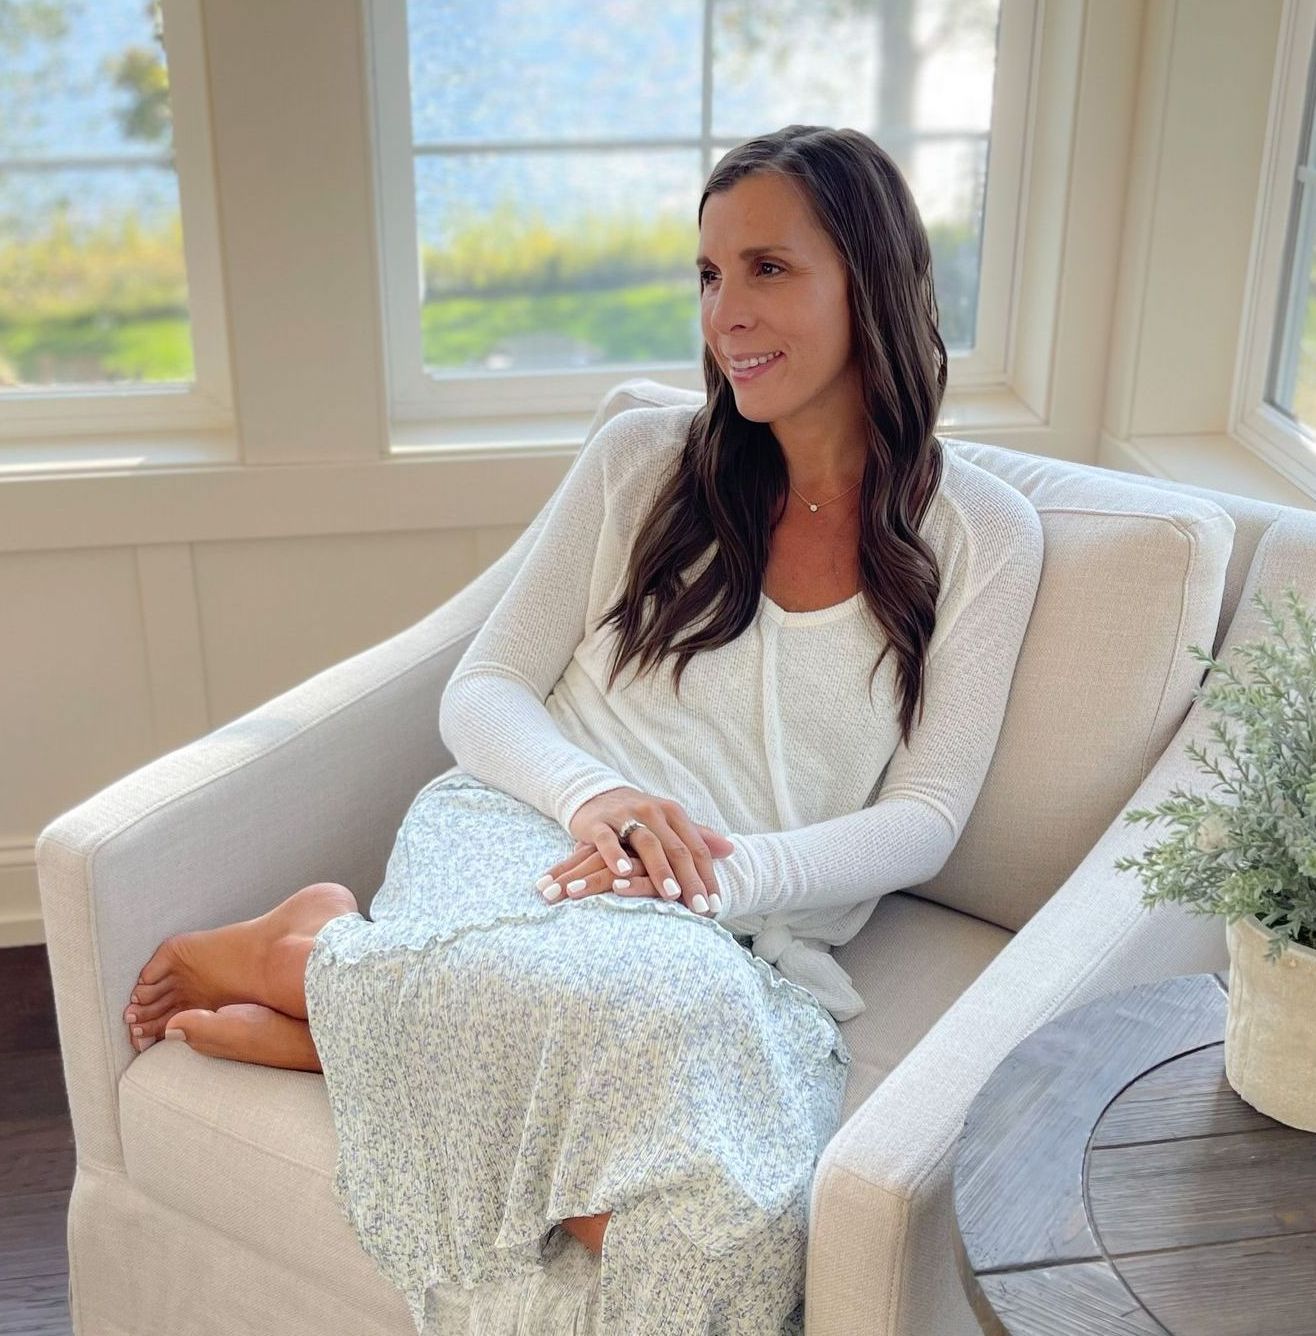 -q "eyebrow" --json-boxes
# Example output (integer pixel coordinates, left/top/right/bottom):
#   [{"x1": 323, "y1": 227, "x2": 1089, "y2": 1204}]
[{"x1": 694, "y1": 244, "x2": 796, "y2": 267}]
